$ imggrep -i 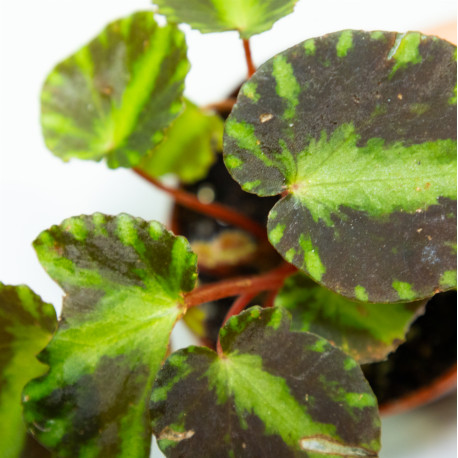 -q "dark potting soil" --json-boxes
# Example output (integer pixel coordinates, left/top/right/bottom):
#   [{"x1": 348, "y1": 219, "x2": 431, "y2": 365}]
[
  {"x1": 171, "y1": 155, "x2": 278, "y2": 241},
  {"x1": 362, "y1": 290, "x2": 457, "y2": 404},
  {"x1": 174, "y1": 156, "x2": 457, "y2": 405}
]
